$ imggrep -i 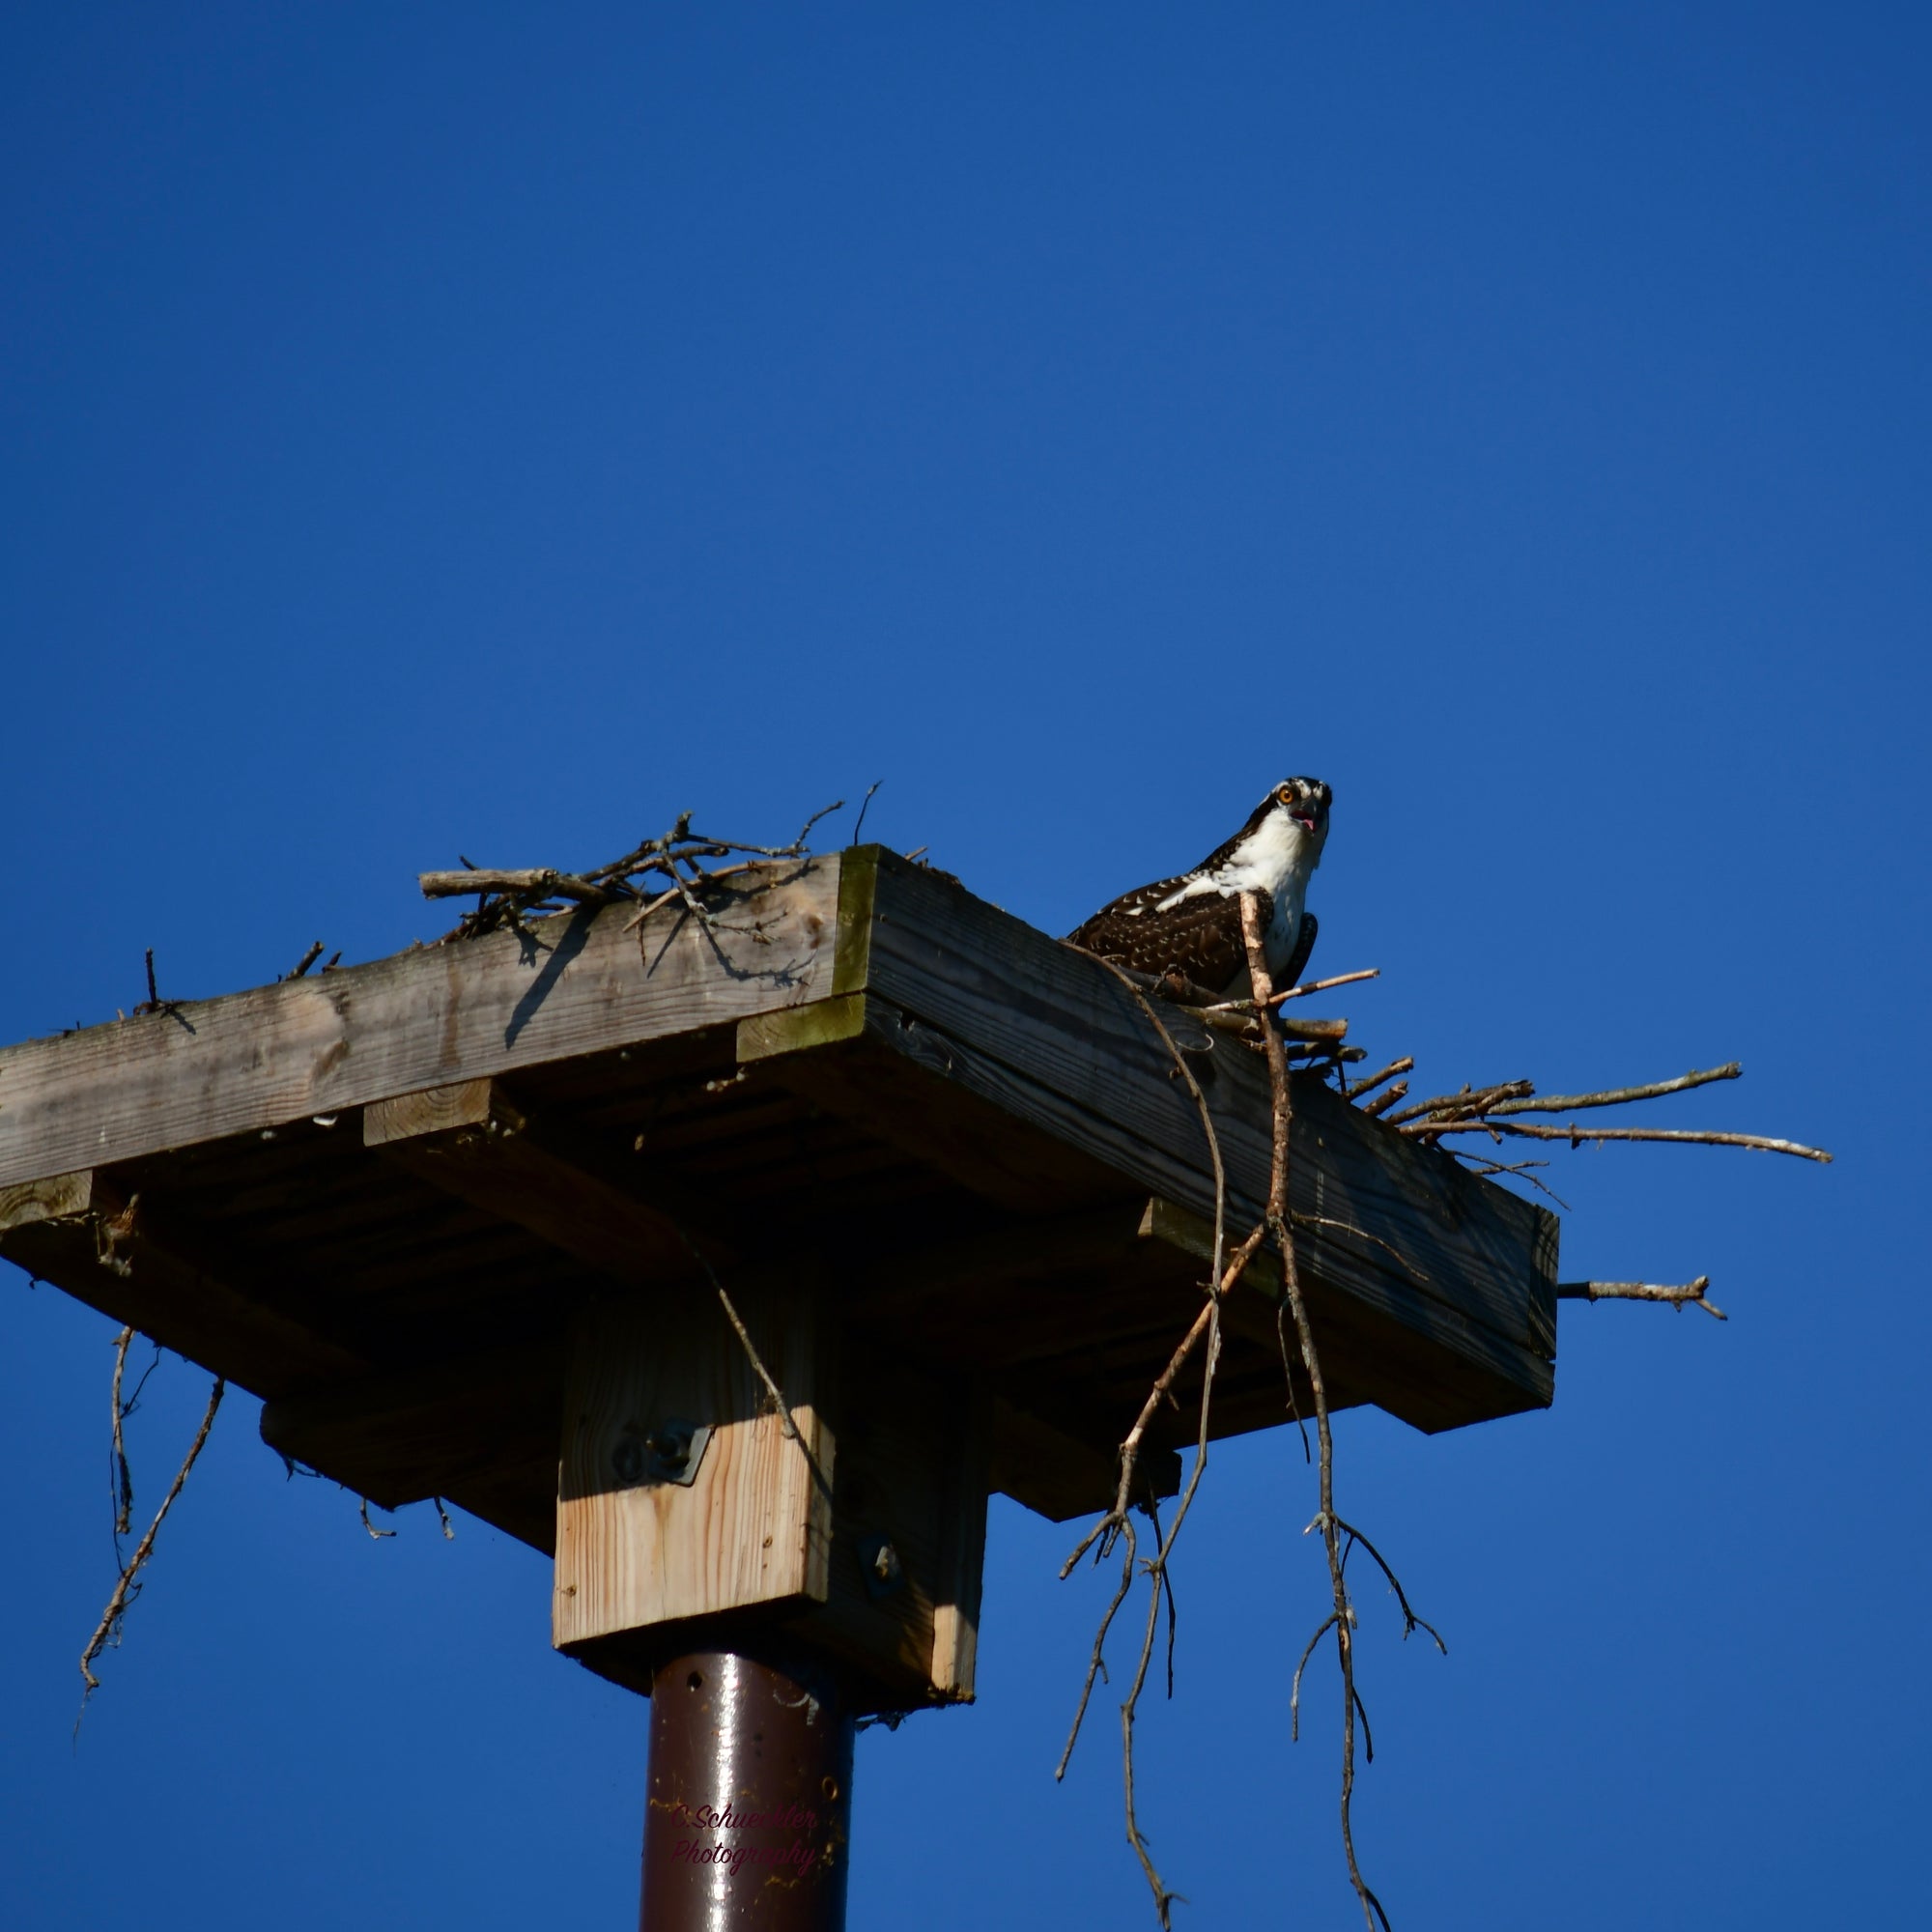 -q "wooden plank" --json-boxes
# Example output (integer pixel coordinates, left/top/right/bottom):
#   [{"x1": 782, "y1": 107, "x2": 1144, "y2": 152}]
[
  {"x1": 0, "y1": 1170, "x2": 369, "y2": 1398},
  {"x1": 781, "y1": 984, "x2": 1551, "y2": 1416},
  {"x1": 365, "y1": 1080, "x2": 735, "y2": 1281},
  {"x1": 0, "y1": 859, "x2": 842, "y2": 1190},
  {"x1": 855, "y1": 853, "x2": 1557, "y2": 1378},
  {"x1": 865, "y1": 849, "x2": 1554, "y2": 1334},
  {"x1": 1136, "y1": 1197, "x2": 1544, "y2": 1433},
  {"x1": 802, "y1": 1342, "x2": 985, "y2": 1702},
  {"x1": 0, "y1": 1169, "x2": 94, "y2": 1230},
  {"x1": 931, "y1": 1379, "x2": 991, "y2": 1697}
]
